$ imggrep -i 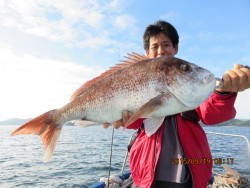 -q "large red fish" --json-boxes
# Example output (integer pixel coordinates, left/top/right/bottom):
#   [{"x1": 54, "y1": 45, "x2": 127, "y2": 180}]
[{"x1": 11, "y1": 53, "x2": 216, "y2": 162}]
